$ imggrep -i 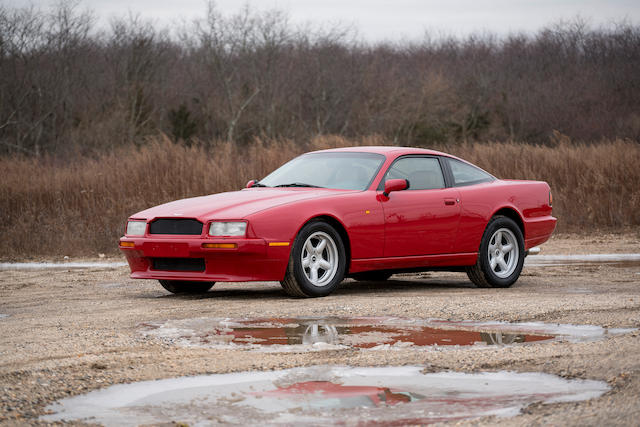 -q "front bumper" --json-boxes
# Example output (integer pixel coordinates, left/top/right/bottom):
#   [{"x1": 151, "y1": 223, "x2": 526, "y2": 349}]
[{"x1": 119, "y1": 236, "x2": 290, "y2": 282}]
